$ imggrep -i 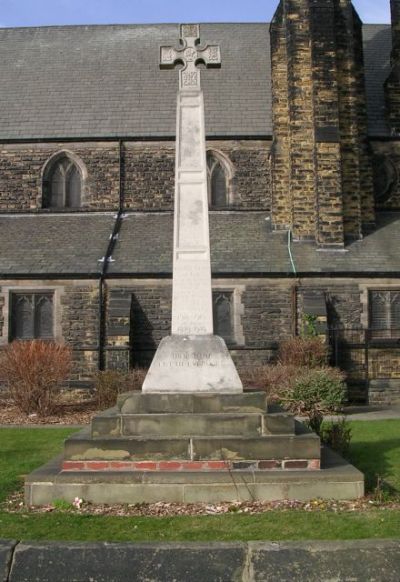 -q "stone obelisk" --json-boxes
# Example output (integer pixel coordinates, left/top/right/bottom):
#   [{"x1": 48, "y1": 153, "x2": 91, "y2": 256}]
[{"x1": 142, "y1": 24, "x2": 242, "y2": 393}]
